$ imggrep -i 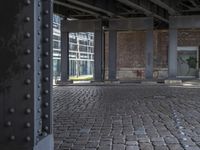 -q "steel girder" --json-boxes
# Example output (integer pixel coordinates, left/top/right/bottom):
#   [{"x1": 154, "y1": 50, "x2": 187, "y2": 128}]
[{"x1": 0, "y1": 0, "x2": 53, "y2": 150}]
